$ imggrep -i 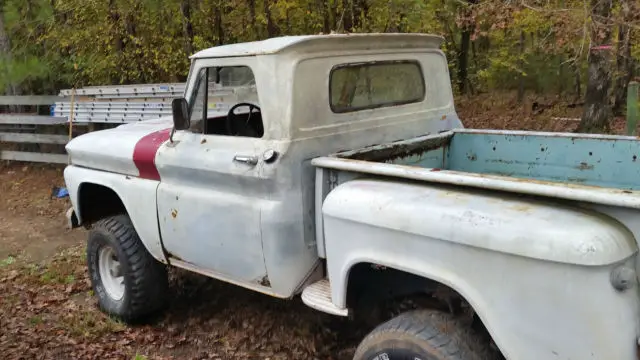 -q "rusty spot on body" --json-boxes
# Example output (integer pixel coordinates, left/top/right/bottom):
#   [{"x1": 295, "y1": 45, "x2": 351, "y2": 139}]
[
  {"x1": 511, "y1": 204, "x2": 533, "y2": 213},
  {"x1": 259, "y1": 275, "x2": 271, "y2": 287},
  {"x1": 167, "y1": 251, "x2": 184, "y2": 262},
  {"x1": 171, "y1": 209, "x2": 178, "y2": 218},
  {"x1": 577, "y1": 162, "x2": 594, "y2": 170},
  {"x1": 200, "y1": 138, "x2": 207, "y2": 144},
  {"x1": 336, "y1": 133, "x2": 453, "y2": 162}
]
